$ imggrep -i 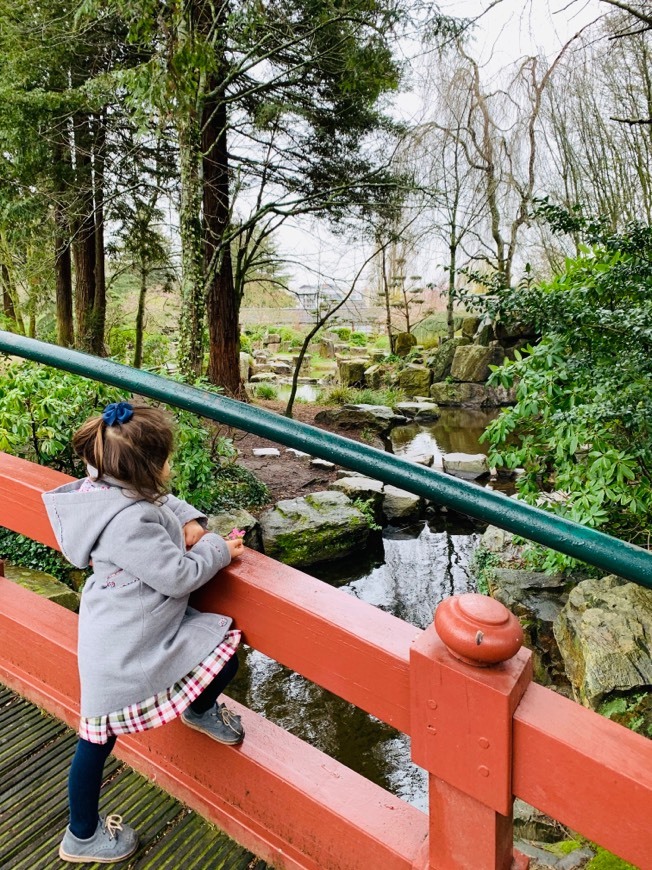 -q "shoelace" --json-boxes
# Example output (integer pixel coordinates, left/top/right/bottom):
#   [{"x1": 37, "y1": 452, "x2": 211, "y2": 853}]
[
  {"x1": 102, "y1": 814, "x2": 124, "y2": 840},
  {"x1": 217, "y1": 705, "x2": 242, "y2": 734}
]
